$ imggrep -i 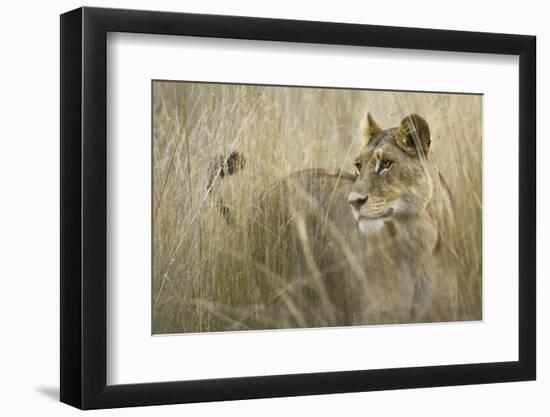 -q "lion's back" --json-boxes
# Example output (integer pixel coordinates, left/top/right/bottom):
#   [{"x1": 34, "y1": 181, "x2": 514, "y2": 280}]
[{"x1": 249, "y1": 169, "x2": 368, "y2": 327}]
